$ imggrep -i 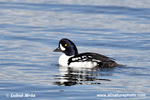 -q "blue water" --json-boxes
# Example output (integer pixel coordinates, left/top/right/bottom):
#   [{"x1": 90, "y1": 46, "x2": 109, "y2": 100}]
[{"x1": 0, "y1": 0, "x2": 150, "y2": 100}]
